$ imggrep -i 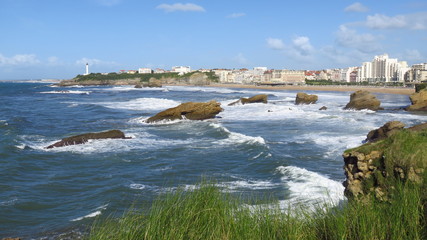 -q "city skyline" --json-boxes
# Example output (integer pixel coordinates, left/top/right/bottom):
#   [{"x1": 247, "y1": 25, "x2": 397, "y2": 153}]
[{"x1": 1, "y1": 0, "x2": 427, "y2": 80}]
